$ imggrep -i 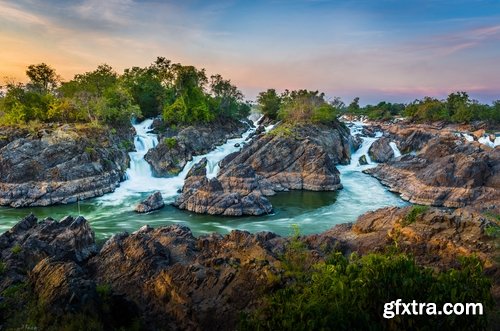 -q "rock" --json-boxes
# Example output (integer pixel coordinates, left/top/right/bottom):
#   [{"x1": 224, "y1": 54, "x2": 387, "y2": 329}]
[
  {"x1": 145, "y1": 118, "x2": 248, "y2": 176},
  {"x1": 365, "y1": 136, "x2": 500, "y2": 212},
  {"x1": 174, "y1": 159, "x2": 273, "y2": 216},
  {"x1": 473, "y1": 129, "x2": 486, "y2": 140},
  {"x1": 135, "y1": 191, "x2": 165, "y2": 213},
  {"x1": 351, "y1": 134, "x2": 363, "y2": 151},
  {"x1": 234, "y1": 143, "x2": 240, "y2": 148},
  {"x1": 310, "y1": 206, "x2": 499, "y2": 280},
  {"x1": 359, "y1": 155, "x2": 368, "y2": 165},
  {"x1": 368, "y1": 137, "x2": 394, "y2": 163},
  {"x1": 489, "y1": 134, "x2": 497, "y2": 143},
  {"x1": 0, "y1": 208, "x2": 498, "y2": 330},
  {"x1": 0, "y1": 125, "x2": 132, "y2": 207}
]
